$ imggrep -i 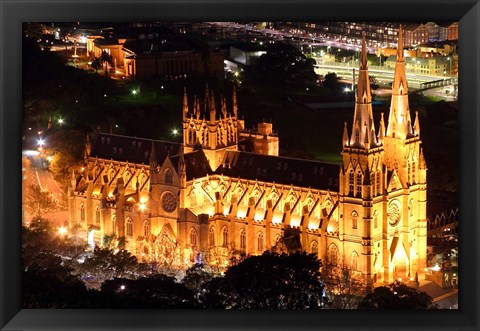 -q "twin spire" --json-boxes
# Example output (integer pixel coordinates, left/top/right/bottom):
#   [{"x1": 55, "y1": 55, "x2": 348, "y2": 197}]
[
  {"x1": 183, "y1": 85, "x2": 239, "y2": 122},
  {"x1": 345, "y1": 25, "x2": 419, "y2": 150}
]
